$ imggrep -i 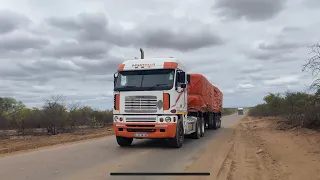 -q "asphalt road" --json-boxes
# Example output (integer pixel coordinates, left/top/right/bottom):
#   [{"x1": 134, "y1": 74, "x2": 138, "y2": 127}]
[{"x1": 0, "y1": 114, "x2": 242, "y2": 180}]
